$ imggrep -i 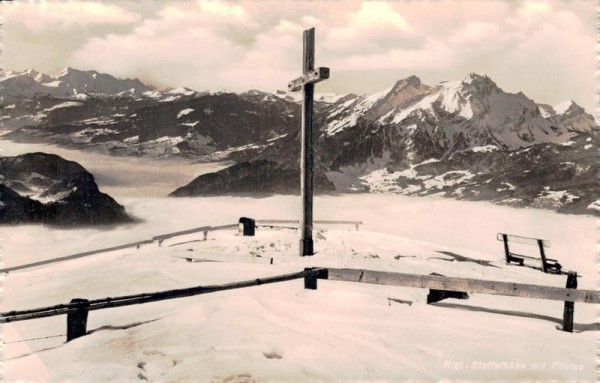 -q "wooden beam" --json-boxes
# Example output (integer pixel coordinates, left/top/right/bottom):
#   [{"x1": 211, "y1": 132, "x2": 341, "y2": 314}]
[
  {"x1": 153, "y1": 226, "x2": 212, "y2": 242},
  {"x1": 288, "y1": 67, "x2": 330, "y2": 91},
  {"x1": 256, "y1": 219, "x2": 362, "y2": 226},
  {"x1": 0, "y1": 239, "x2": 154, "y2": 274},
  {"x1": 210, "y1": 224, "x2": 239, "y2": 231},
  {"x1": 303, "y1": 27, "x2": 314, "y2": 73},
  {"x1": 324, "y1": 268, "x2": 599, "y2": 304},
  {"x1": 299, "y1": 27, "x2": 316, "y2": 257},
  {"x1": 1, "y1": 269, "x2": 323, "y2": 323}
]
